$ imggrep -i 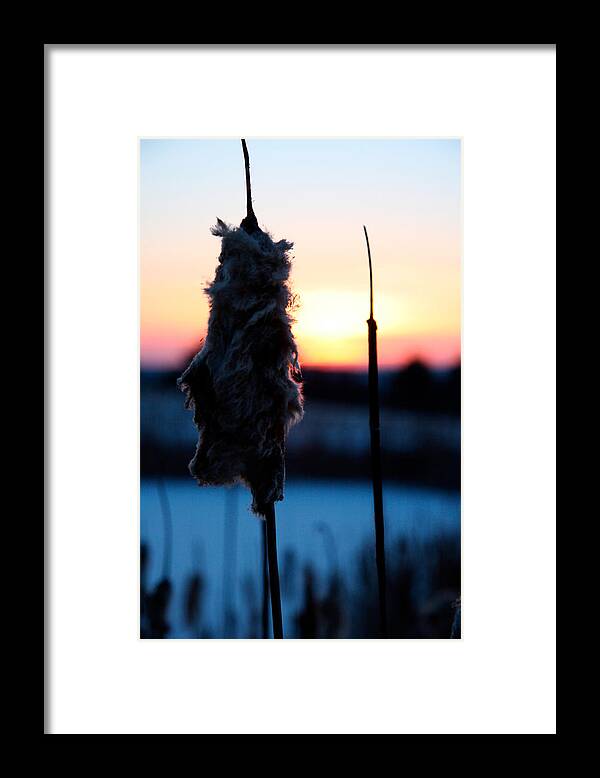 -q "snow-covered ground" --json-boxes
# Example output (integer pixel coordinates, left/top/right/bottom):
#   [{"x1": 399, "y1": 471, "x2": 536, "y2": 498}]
[{"x1": 141, "y1": 477, "x2": 460, "y2": 638}]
